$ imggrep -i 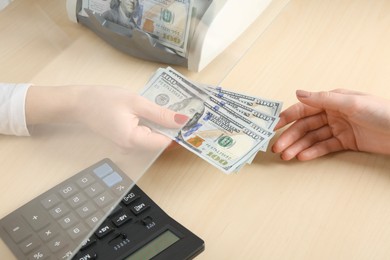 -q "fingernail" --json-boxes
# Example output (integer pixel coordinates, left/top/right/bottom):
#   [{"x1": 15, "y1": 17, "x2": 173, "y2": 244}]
[
  {"x1": 174, "y1": 114, "x2": 189, "y2": 124},
  {"x1": 296, "y1": 90, "x2": 310, "y2": 98}
]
